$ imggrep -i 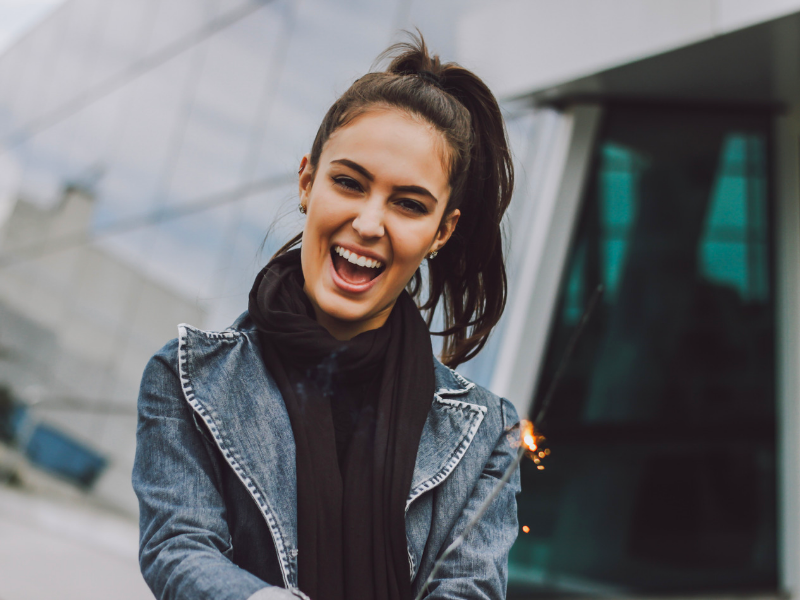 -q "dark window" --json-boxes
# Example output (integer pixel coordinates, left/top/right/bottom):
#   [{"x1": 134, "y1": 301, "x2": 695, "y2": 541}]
[{"x1": 509, "y1": 106, "x2": 776, "y2": 596}]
